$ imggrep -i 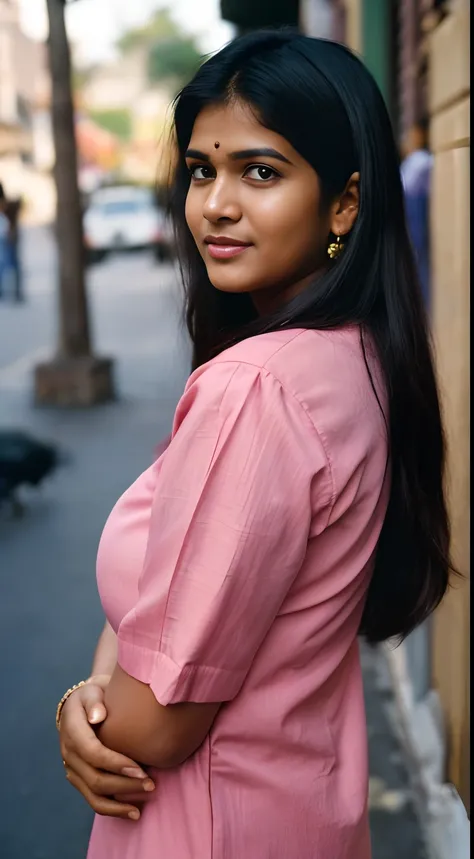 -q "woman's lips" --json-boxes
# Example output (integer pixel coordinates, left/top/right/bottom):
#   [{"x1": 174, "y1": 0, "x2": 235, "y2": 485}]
[{"x1": 206, "y1": 243, "x2": 251, "y2": 260}]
